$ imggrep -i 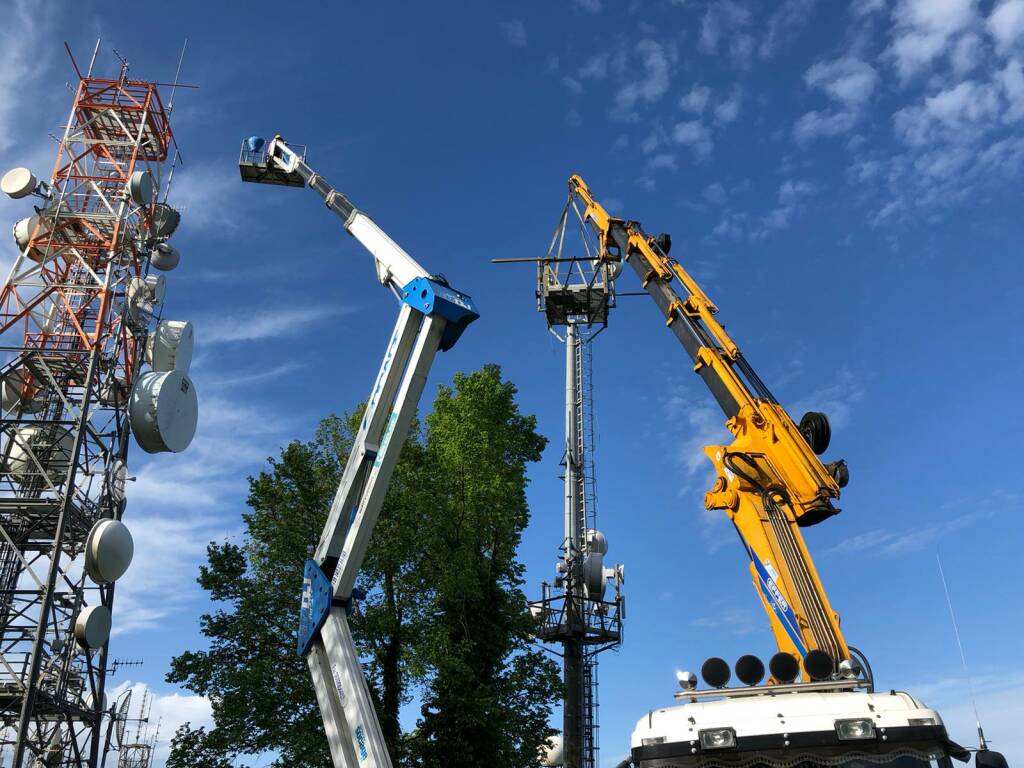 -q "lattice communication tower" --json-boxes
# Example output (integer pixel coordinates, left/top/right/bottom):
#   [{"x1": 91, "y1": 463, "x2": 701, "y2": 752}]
[{"x1": 0, "y1": 47, "x2": 198, "y2": 768}]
